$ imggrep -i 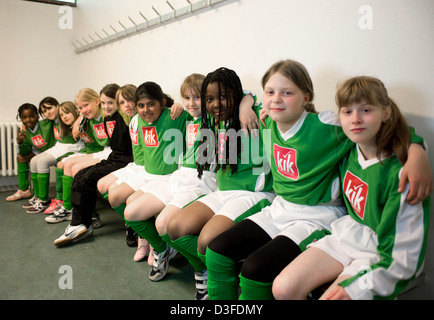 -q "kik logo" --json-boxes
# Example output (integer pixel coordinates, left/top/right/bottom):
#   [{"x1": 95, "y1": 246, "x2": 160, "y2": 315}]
[
  {"x1": 79, "y1": 132, "x2": 93, "y2": 143},
  {"x1": 142, "y1": 126, "x2": 159, "y2": 147},
  {"x1": 187, "y1": 124, "x2": 199, "y2": 147},
  {"x1": 344, "y1": 171, "x2": 368, "y2": 219},
  {"x1": 93, "y1": 123, "x2": 107, "y2": 139},
  {"x1": 31, "y1": 134, "x2": 47, "y2": 149},
  {"x1": 105, "y1": 121, "x2": 116, "y2": 138},
  {"x1": 54, "y1": 127, "x2": 61, "y2": 140},
  {"x1": 273, "y1": 144, "x2": 299, "y2": 180},
  {"x1": 130, "y1": 128, "x2": 138, "y2": 146}
]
